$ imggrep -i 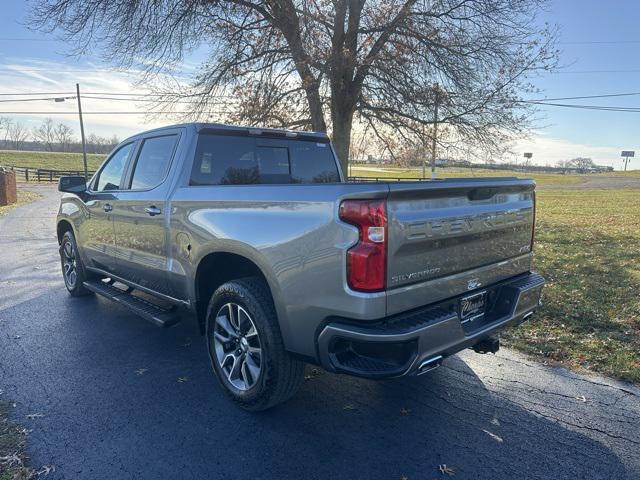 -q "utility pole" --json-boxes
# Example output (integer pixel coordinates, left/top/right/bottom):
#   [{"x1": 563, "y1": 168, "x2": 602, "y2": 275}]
[
  {"x1": 430, "y1": 86, "x2": 440, "y2": 179},
  {"x1": 76, "y1": 83, "x2": 88, "y2": 180}
]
